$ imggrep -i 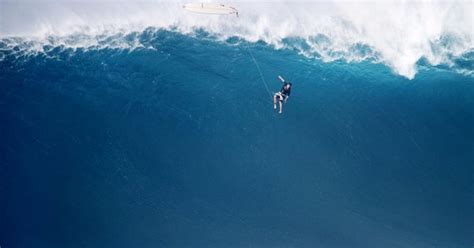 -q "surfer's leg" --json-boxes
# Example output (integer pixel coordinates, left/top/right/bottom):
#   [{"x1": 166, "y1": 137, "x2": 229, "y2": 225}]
[
  {"x1": 278, "y1": 100, "x2": 283, "y2": 114},
  {"x1": 273, "y1": 94, "x2": 277, "y2": 109}
]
